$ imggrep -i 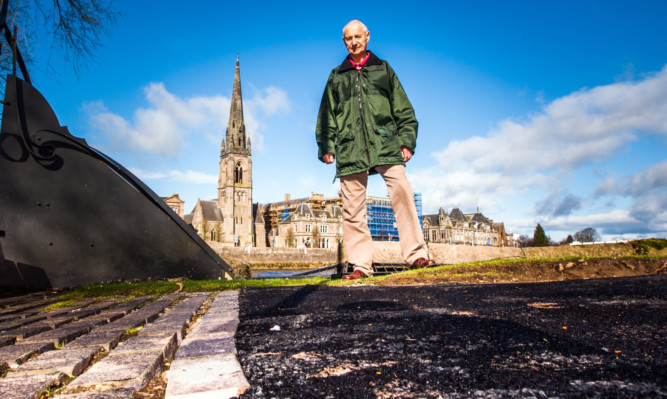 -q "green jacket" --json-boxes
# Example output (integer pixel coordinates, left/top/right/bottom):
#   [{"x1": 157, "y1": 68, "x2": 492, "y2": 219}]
[{"x1": 316, "y1": 51, "x2": 418, "y2": 178}]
